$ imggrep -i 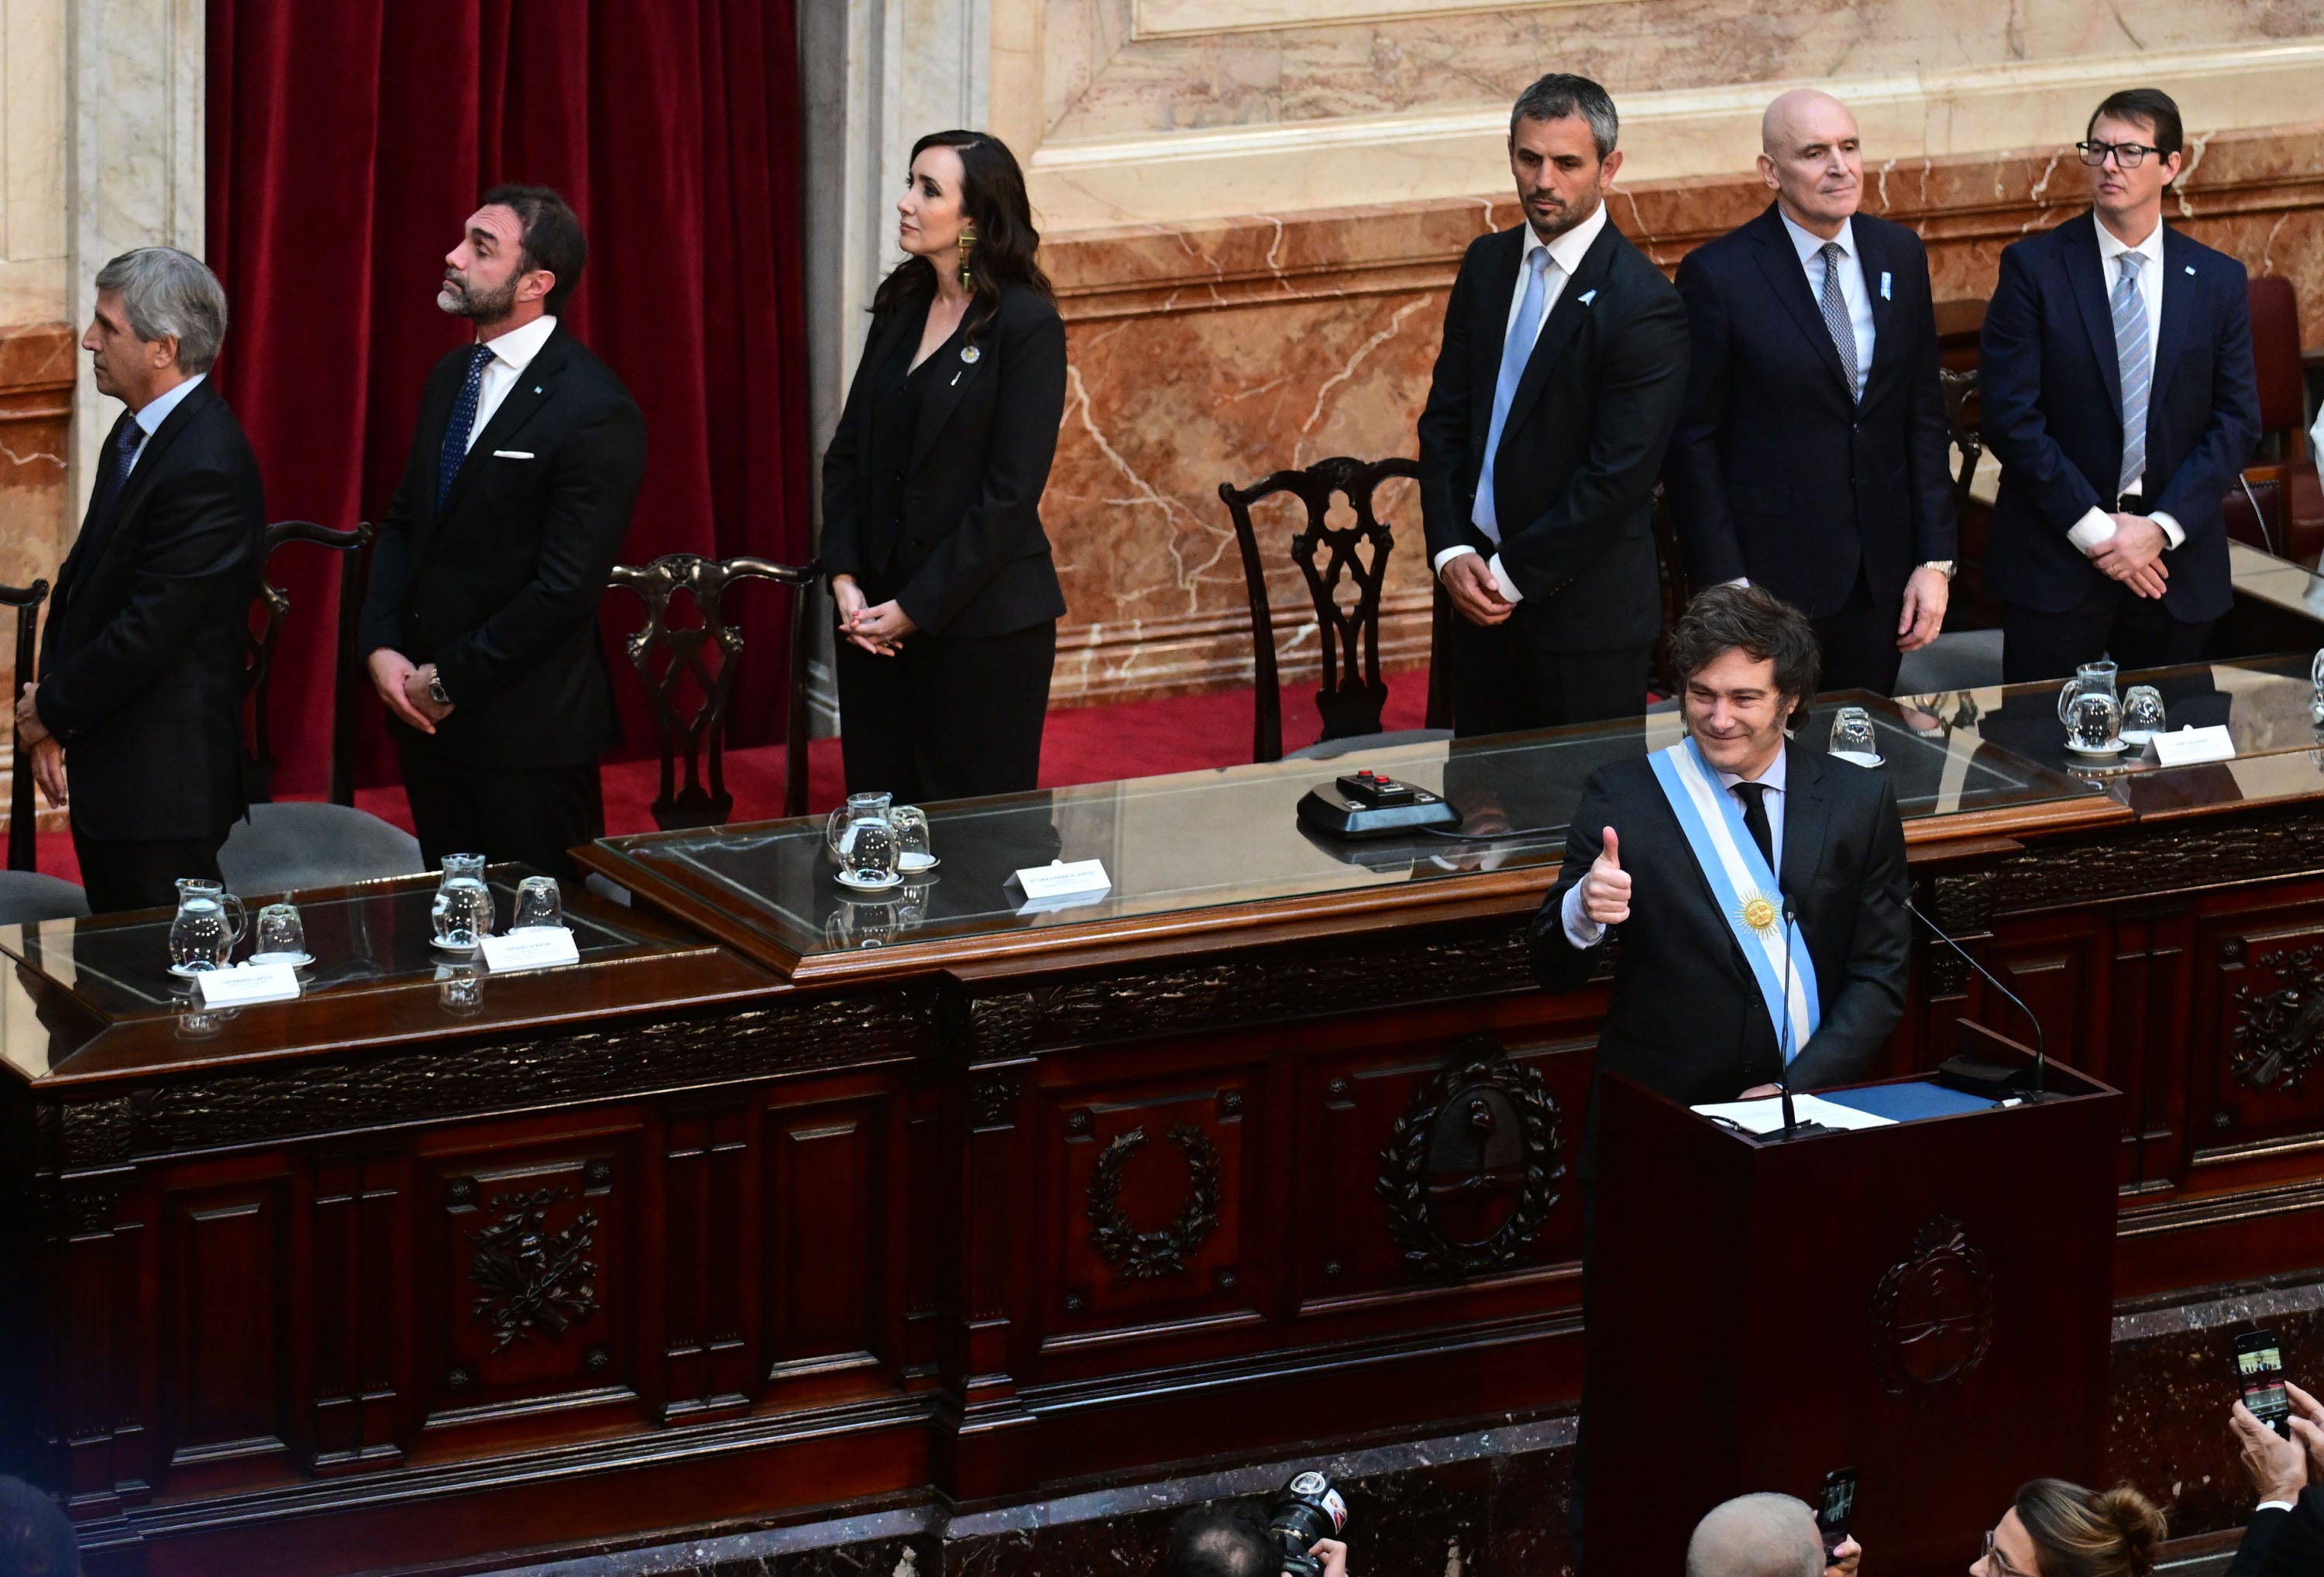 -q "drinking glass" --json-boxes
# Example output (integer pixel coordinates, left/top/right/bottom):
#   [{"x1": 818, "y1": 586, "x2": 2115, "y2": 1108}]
[
  {"x1": 838, "y1": 817, "x2": 901, "y2": 888},
  {"x1": 430, "y1": 853, "x2": 495, "y2": 950},
  {"x1": 2120, "y1": 685, "x2": 2168, "y2": 744},
  {"x1": 2064, "y1": 690, "x2": 2124, "y2": 754},
  {"x1": 1828, "y1": 706, "x2": 1879, "y2": 763},
  {"x1": 891, "y1": 805, "x2": 937, "y2": 873},
  {"x1": 511, "y1": 874, "x2": 565, "y2": 930},
  {"x1": 167, "y1": 878, "x2": 246, "y2": 975},
  {"x1": 250, "y1": 902, "x2": 310, "y2": 964},
  {"x1": 2057, "y1": 658, "x2": 2120, "y2": 725}
]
